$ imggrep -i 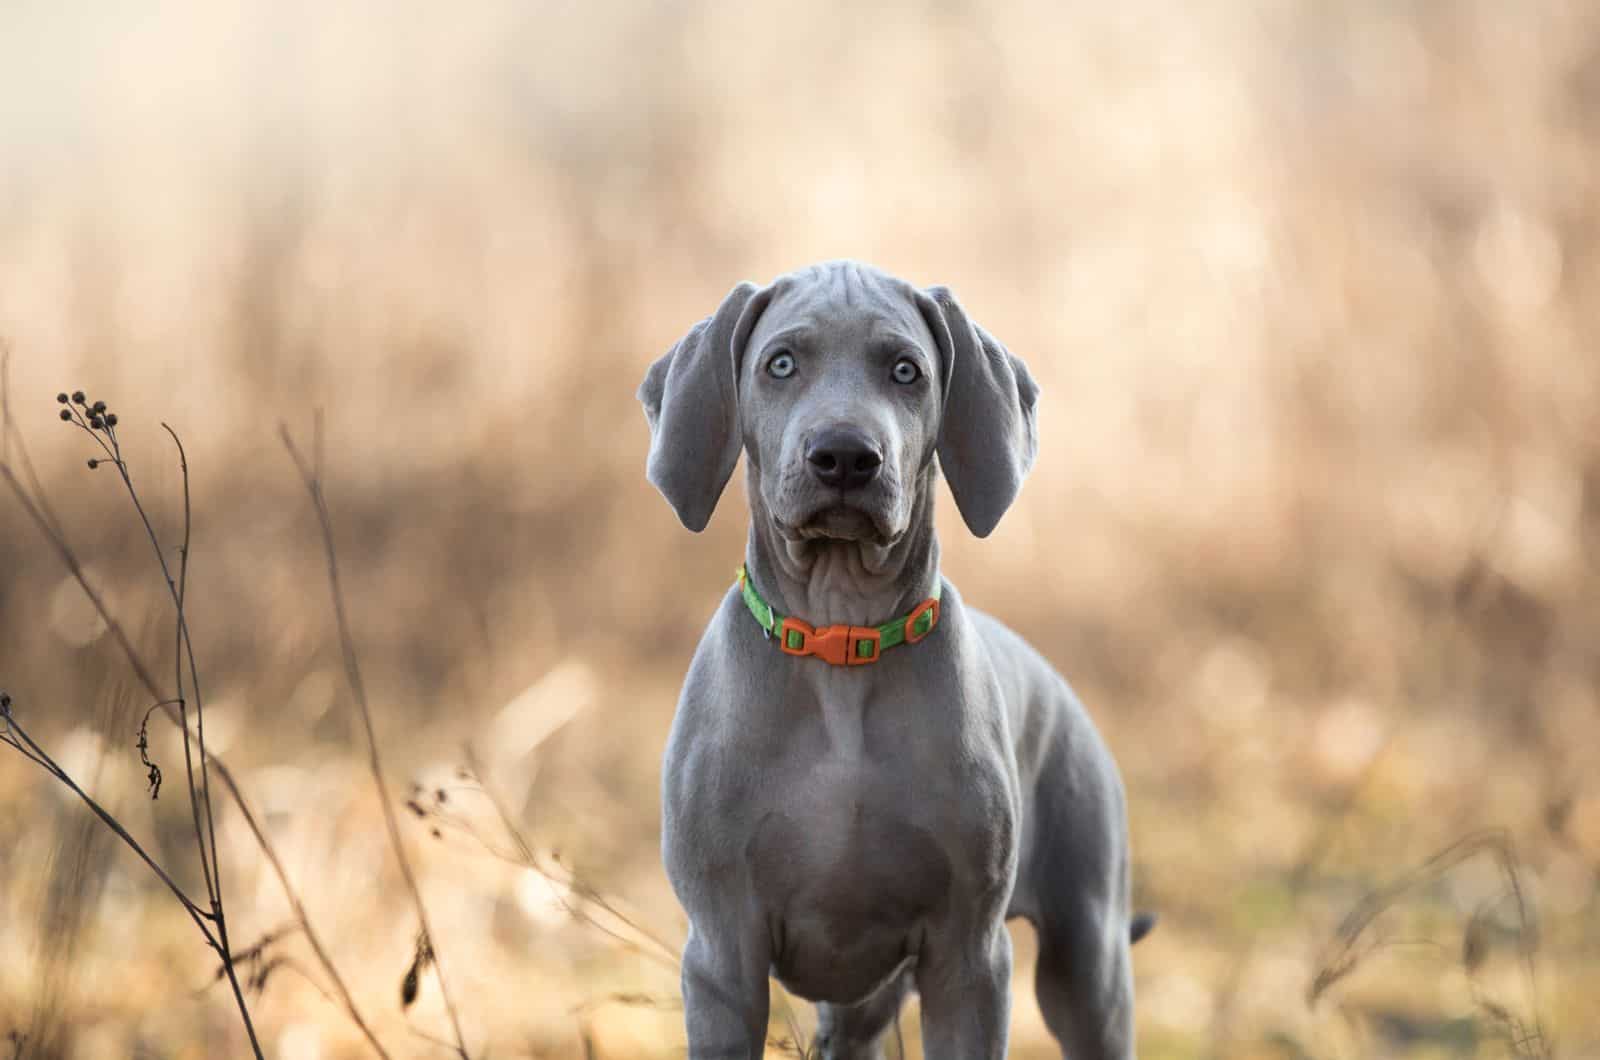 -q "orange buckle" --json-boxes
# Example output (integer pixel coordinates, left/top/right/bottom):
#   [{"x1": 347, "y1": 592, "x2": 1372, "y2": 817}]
[
  {"x1": 779, "y1": 617, "x2": 881, "y2": 665},
  {"x1": 904, "y1": 597, "x2": 940, "y2": 643}
]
